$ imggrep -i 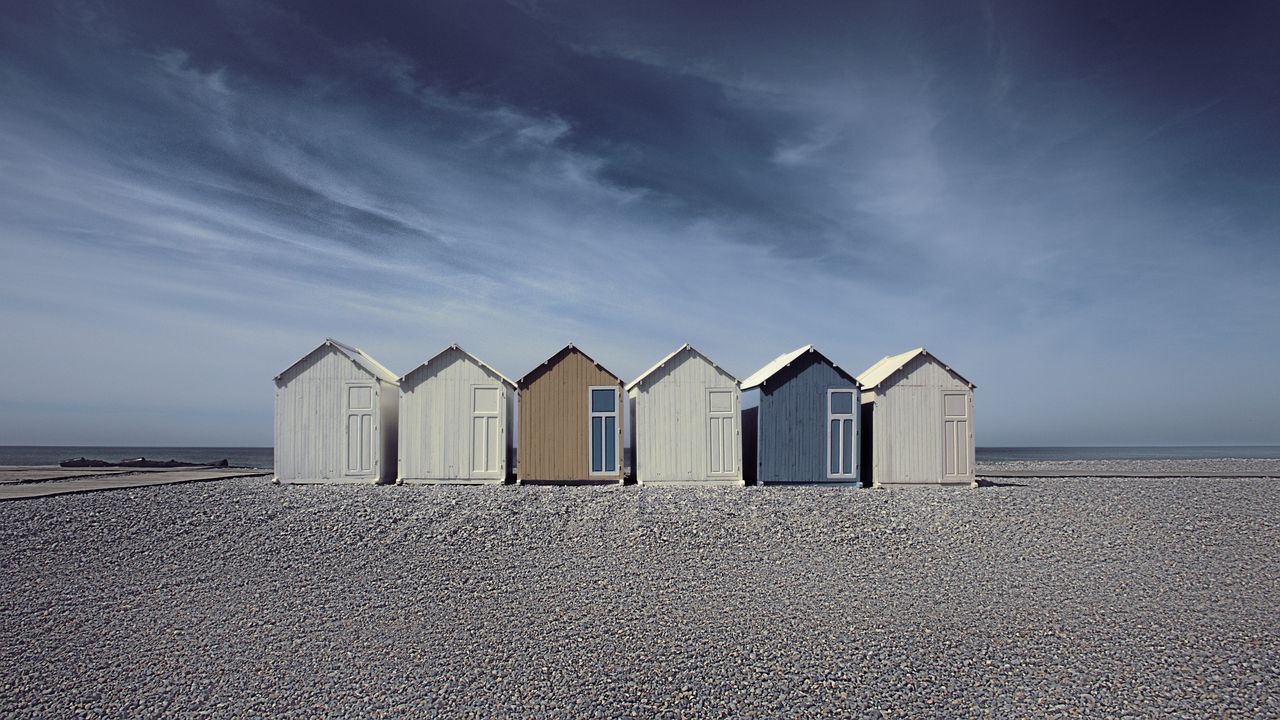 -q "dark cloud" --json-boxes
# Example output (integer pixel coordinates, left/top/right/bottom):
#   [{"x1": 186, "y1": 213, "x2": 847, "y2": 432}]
[{"x1": 1, "y1": 0, "x2": 1278, "y2": 445}]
